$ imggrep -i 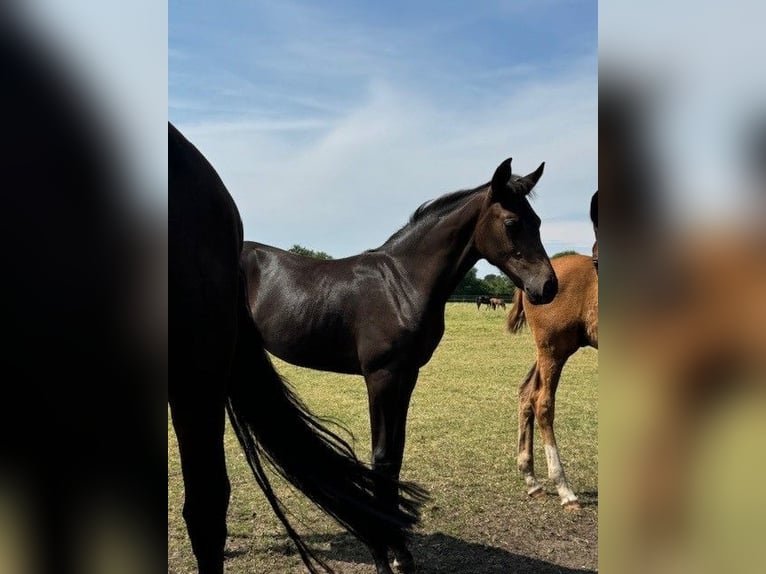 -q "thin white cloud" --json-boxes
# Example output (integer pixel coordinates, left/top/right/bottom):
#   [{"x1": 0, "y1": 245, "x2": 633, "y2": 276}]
[
  {"x1": 177, "y1": 55, "x2": 596, "y2": 266},
  {"x1": 172, "y1": 1, "x2": 596, "y2": 272}
]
